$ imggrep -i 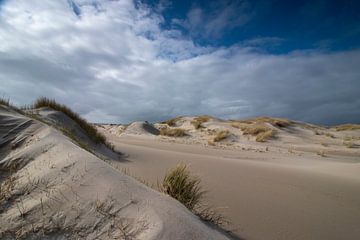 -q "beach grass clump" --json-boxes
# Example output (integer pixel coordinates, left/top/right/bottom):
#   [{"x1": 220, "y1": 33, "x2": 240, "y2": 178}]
[
  {"x1": 0, "y1": 97, "x2": 24, "y2": 114},
  {"x1": 234, "y1": 116, "x2": 292, "y2": 128},
  {"x1": 239, "y1": 124, "x2": 270, "y2": 135},
  {"x1": 161, "y1": 116, "x2": 183, "y2": 127},
  {"x1": 161, "y1": 164, "x2": 205, "y2": 211},
  {"x1": 160, "y1": 127, "x2": 187, "y2": 137},
  {"x1": 256, "y1": 117, "x2": 292, "y2": 128},
  {"x1": 161, "y1": 164, "x2": 227, "y2": 227},
  {"x1": 32, "y1": 97, "x2": 106, "y2": 145},
  {"x1": 191, "y1": 115, "x2": 211, "y2": 129},
  {"x1": 233, "y1": 123, "x2": 276, "y2": 142},
  {"x1": 334, "y1": 124, "x2": 360, "y2": 131},
  {"x1": 0, "y1": 97, "x2": 10, "y2": 107},
  {"x1": 255, "y1": 129, "x2": 275, "y2": 142},
  {"x1": 213, "y1": 130, "x2": 230, "y2": 142}
]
